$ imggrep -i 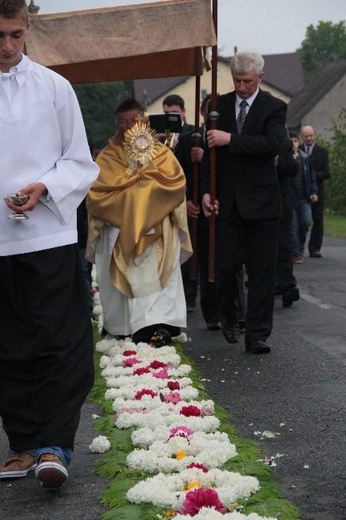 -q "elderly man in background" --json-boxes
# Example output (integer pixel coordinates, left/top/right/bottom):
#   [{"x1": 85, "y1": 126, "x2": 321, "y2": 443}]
[{"x1": 299, "y1": 125, "x2": 330, "y2": 258}]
